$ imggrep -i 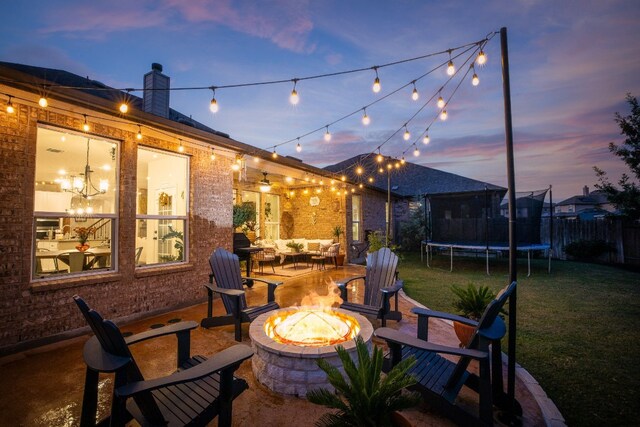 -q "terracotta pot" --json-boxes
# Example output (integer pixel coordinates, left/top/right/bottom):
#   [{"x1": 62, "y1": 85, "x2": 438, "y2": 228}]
[
  {"x1": 391, "y1": 411, "x2": 414, "y2": 427},
  {"x1": 453, "y1": 321, "x2": 475, "y2": 347},
  {"x1": 336, "y1": 254, "x2": 345, "y2": 266},
  {"x1": 76, "y1": 243, "x2": 90, "y2": 252}
]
